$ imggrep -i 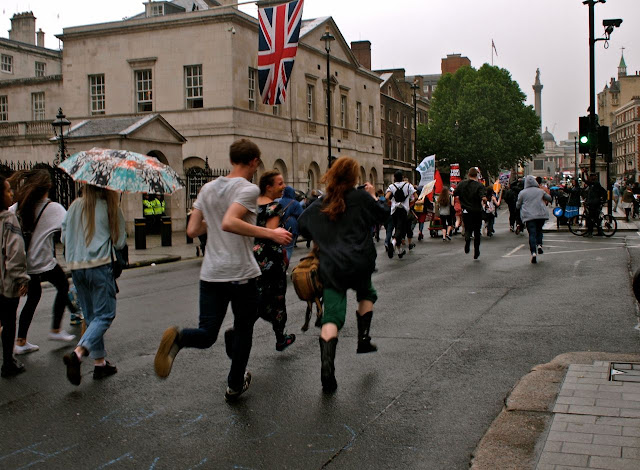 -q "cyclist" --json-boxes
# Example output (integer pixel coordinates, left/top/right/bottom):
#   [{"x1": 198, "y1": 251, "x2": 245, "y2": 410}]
[{"x1": 584, "y1": 174, "x2": 607, "y2": 237}]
